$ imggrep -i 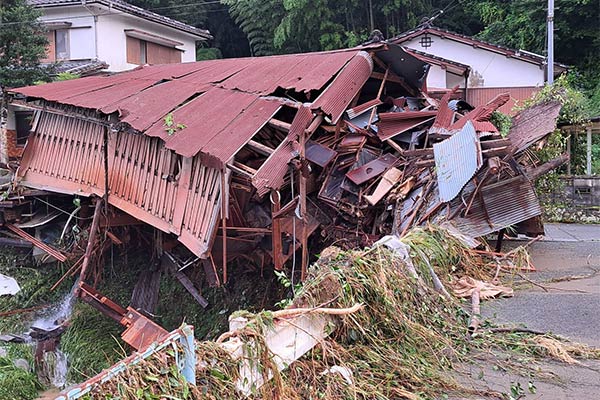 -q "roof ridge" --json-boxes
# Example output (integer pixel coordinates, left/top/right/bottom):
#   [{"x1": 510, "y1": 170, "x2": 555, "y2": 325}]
[{"x1": 28, "y1": 0, "x2": 212, "y2": 39}]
